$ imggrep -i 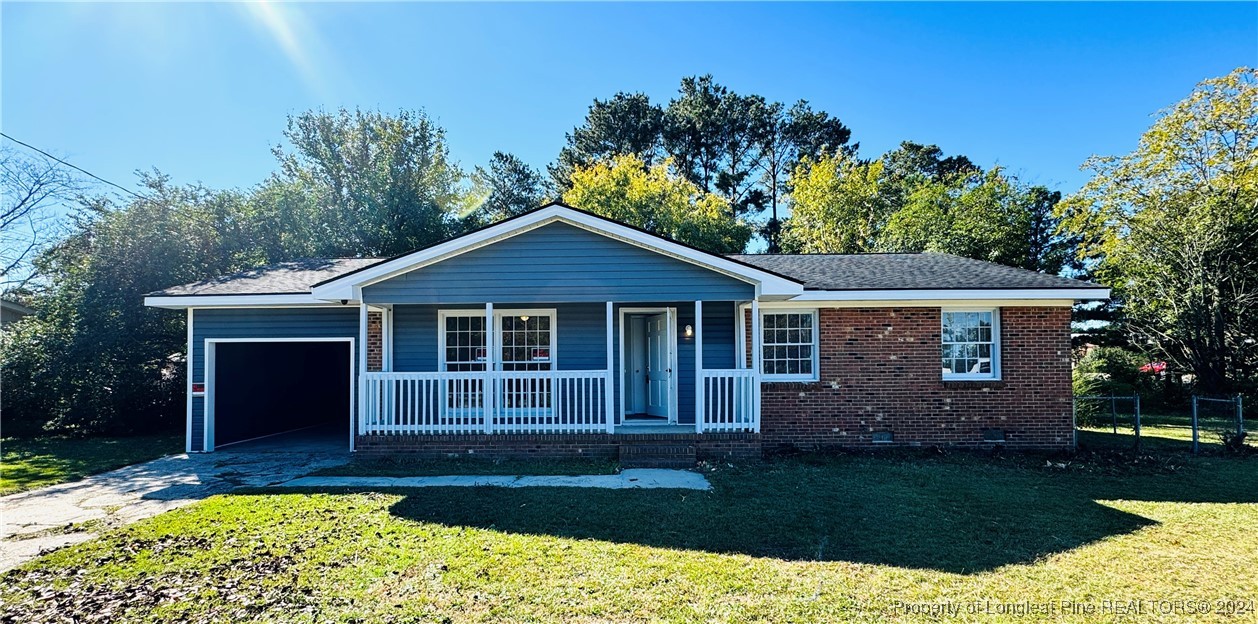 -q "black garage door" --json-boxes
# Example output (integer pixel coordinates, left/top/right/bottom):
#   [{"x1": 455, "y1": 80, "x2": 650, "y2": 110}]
[{"x1": 214, "y1": 341, "x2": 351, "y2": 447}]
